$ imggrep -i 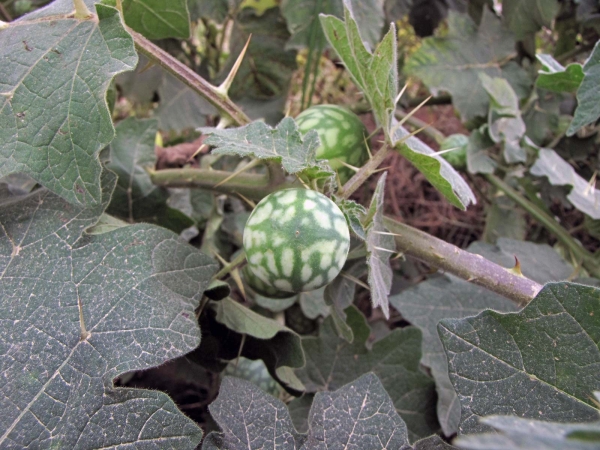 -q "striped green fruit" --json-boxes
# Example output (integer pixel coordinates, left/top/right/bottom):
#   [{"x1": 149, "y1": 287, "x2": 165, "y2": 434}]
[
  {"x1": 243, "y1": 188, "x2": 350, "y2": 293},
  {"x1": 242, "y1": 265, "x2": 296, "y2": 299},
  {"x1": 295, "y1": 104, "x2": 369, "y2": 183}
]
